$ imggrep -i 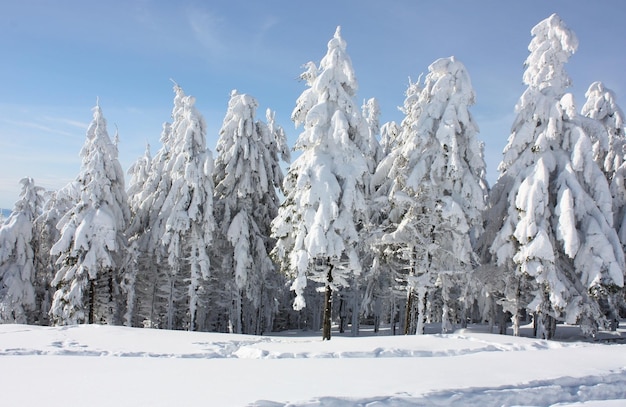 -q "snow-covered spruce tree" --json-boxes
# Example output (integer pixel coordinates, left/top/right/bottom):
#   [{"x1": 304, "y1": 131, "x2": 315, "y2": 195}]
[
  {"x1": 33, "y1": 183, "x2": 81, "y2": 325},
  {"x1": 212, "y1": 90, "x2": 289, "y2": 334},
  {"x1": 272, "y1": 27, "x2": 370, "y2": 340},
  {"x1": 489, "y1": 14, "x2": 624, "y2": 338},
  {"x1": 127, "y1": 143, "x2": 152, "y2": 212},
  {"x1": 361, "y1": 97, "x2": 385, "y2": 175},
  {"x1": 119, "y1": 143, "x2": 152, "y2": 326},
  {"x1": 367, "y1": 81, "x2": 422, "y2": 335},
  {"x1": 128, "y1": 85, "x2": 215, "y2": 331},
  {"x1": 49, "y1": 104, "x2": 130, "y2": 325},
  {"x1": 380, "y1": 121, "x2": 401, "y2": 157},
  {"x1": 125, "y1": 123, "x2": 173, "y2": 328},
  {"x1": 0, "y1": 178, "x2": 45, "y2": 323},
  {"x1": 582, "y1": 83, "x2": 626, "y2": 247},
  {"x1": 378, "y1": 57, "x2": 487, "y2": 335},
  {"x1": 581, "y1": 82, "x2": 626, "y2": 182},
  {"x1": 582, "y1": 82, "x2": 626, "y2": 324}
]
